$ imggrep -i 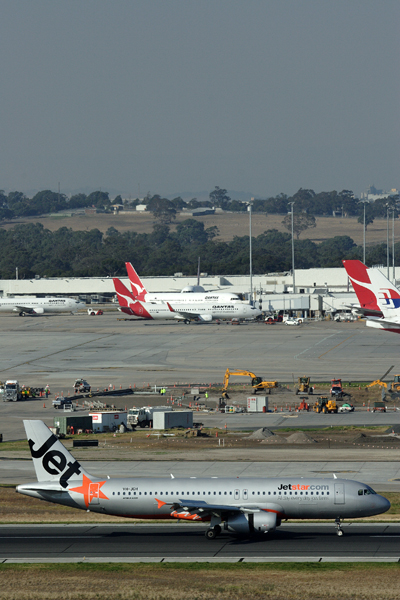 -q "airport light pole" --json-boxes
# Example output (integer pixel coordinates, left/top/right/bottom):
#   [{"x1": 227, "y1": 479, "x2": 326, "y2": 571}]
[
  {"x1": 386, "y1": 204, "x2": 390, "y2": 279},
  {"x1": 289, "y1": 202, "x2": 295, "y2": 293},
  {"x1": 248, "y1": 198, "x2": 254, "y2": 304}
]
